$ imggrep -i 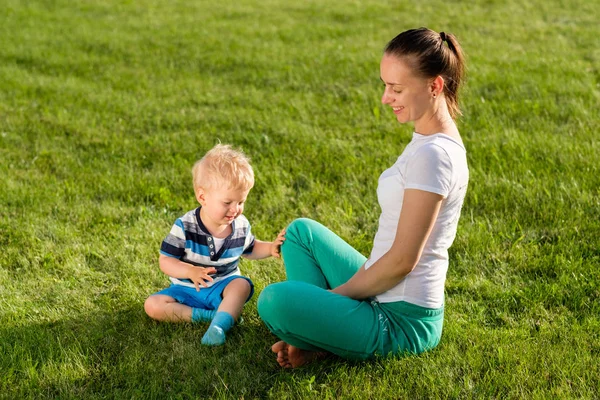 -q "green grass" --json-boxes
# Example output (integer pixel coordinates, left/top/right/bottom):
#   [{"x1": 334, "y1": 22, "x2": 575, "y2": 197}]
[{"x1": 1, "y1": 0, "x2": 598, "y2": 398}]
